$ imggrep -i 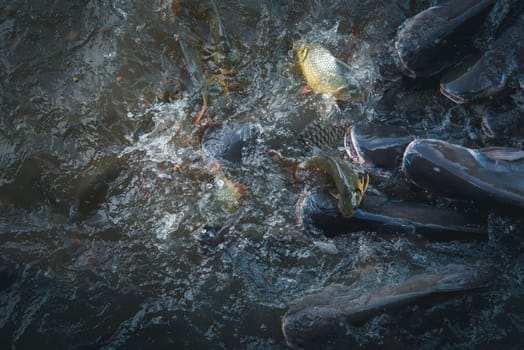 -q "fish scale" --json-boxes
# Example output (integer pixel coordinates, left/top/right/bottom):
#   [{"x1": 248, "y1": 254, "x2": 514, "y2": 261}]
[
  {"x1": 297, "y1": 43, "x2": 361, "y2": 100},
  {"x1": 296, "y1": 119, "x2": 349, "y2": 152},
  {"x1": 301, "y1": 46, "x2": 343, "y2": 93}
]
